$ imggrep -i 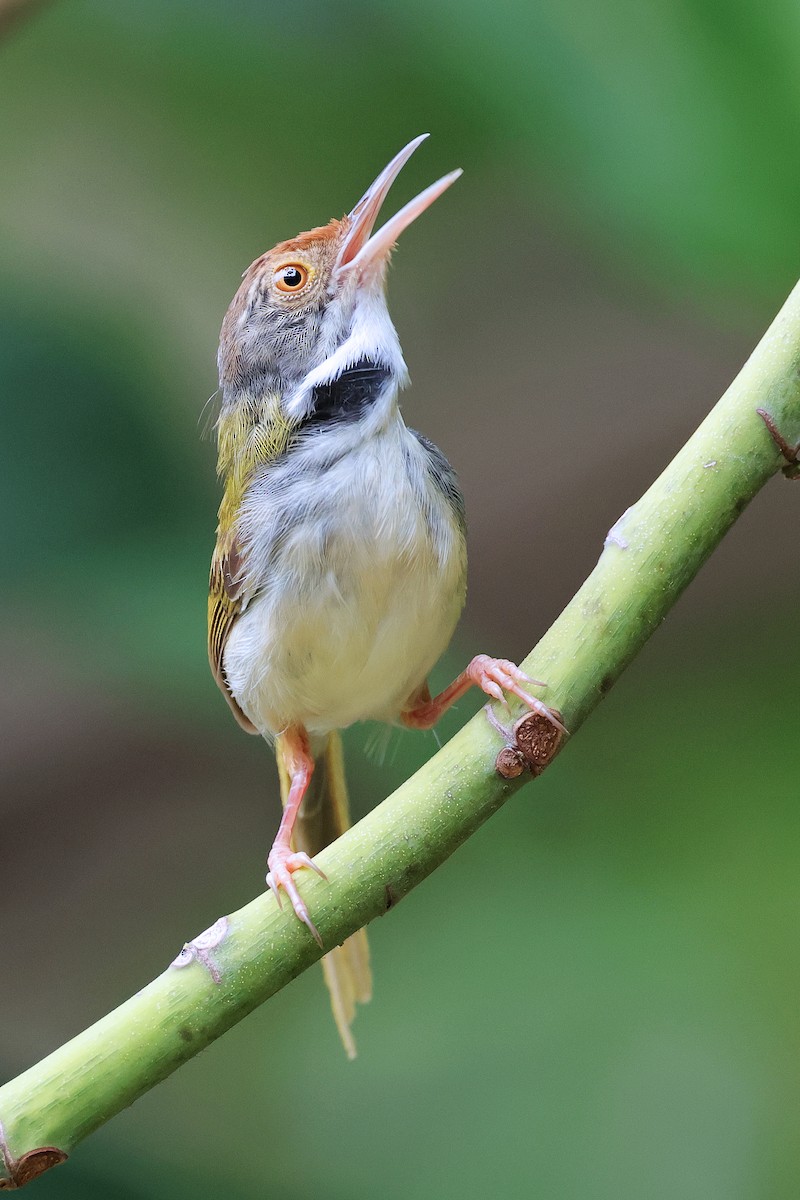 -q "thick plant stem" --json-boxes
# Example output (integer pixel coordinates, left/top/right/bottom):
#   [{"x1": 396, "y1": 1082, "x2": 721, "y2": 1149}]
[{"x1": 2, "y1": 283, "x2": 800, "y2": 1188}]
